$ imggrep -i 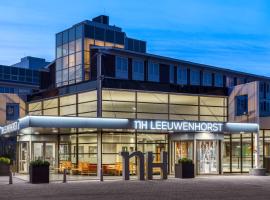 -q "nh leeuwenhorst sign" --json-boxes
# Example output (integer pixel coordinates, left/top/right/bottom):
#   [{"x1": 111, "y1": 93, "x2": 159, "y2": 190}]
[{"x1": 134, "y1": 120, "x2": 223, "y2": 132}]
